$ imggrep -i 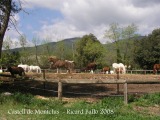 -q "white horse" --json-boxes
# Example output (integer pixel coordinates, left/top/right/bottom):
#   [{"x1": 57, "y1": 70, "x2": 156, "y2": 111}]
[
  {"x1": 29, "y1": 65, "x2": 41, "y2": 73},
  {"x1": 18, "y1": 64, "x2": 30, "y2": 72},
  {"x1": 112, "y1": 63, "x2": 126, "y2": 74}
]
